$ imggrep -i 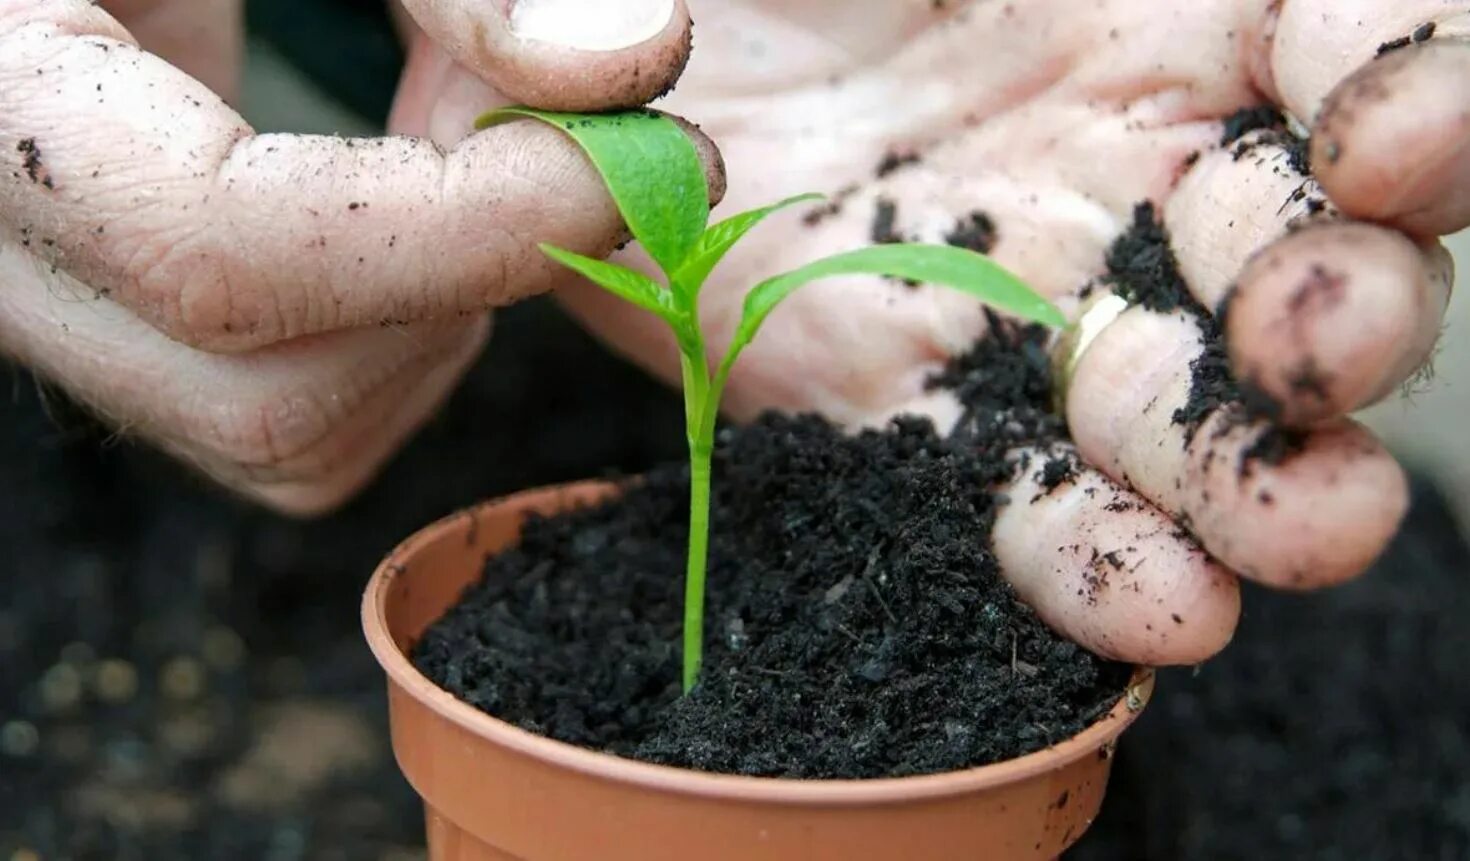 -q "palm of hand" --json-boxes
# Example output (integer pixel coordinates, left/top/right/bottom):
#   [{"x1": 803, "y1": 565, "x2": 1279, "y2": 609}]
[
  {"x1": 556, "y1": 0, "x2": 1466, "y2": 663},
  {"x1": 591, "y1": 0, "x2": 1262, "y2": 420}
]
